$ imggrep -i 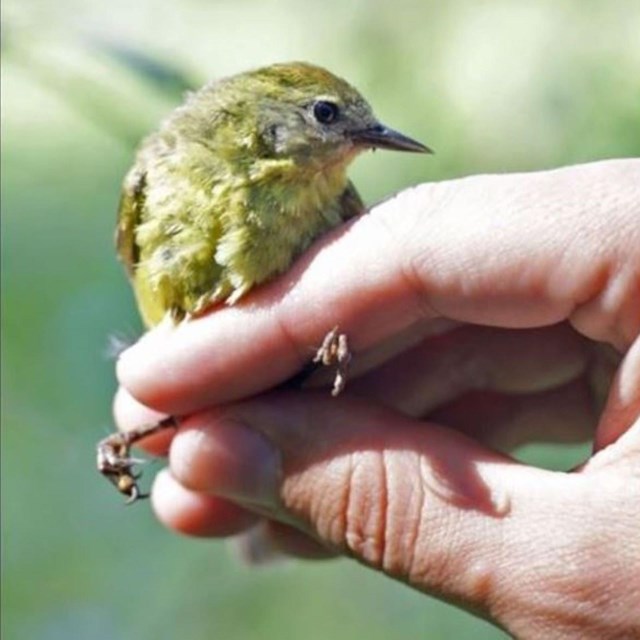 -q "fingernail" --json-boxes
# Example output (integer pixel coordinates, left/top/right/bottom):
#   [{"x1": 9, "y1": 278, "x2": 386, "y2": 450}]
[{"x1": 170, "y1": 418, "x2": 280, "y2": 508}]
